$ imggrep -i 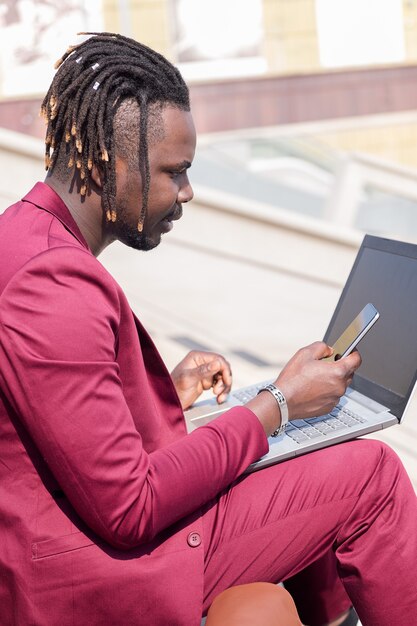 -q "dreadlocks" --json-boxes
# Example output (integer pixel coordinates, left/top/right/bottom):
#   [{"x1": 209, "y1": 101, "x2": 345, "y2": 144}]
[{"x1": 41, "y1": 32, "x2": 190, "y2": 231}]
